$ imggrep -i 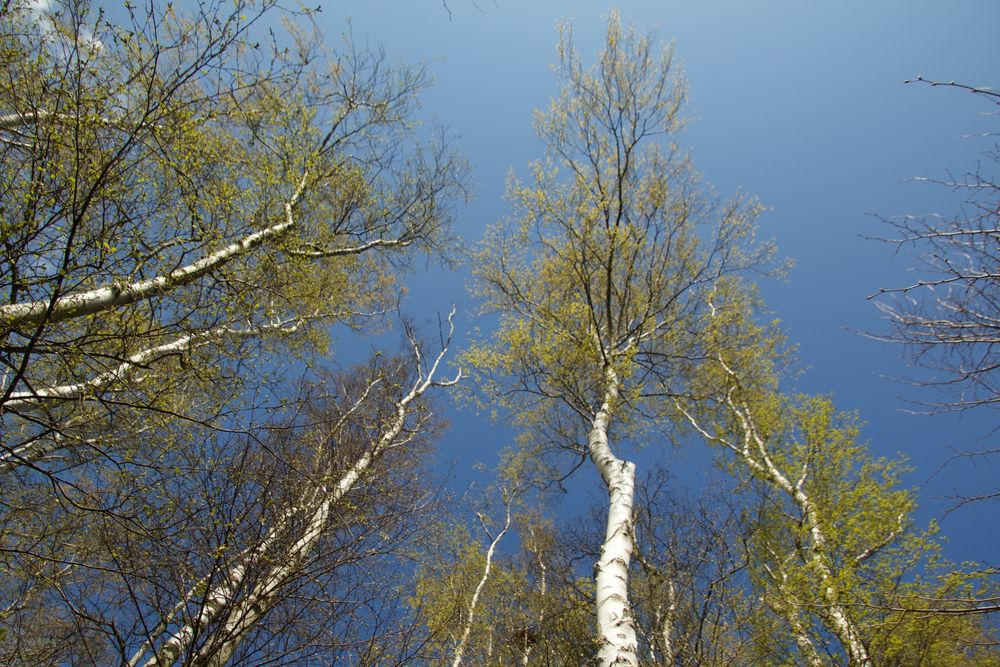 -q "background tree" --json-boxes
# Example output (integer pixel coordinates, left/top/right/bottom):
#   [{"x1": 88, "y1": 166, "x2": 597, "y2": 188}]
[
  {"x1": 869, "y1": 78, "x2": 1000, "y2": 513},
  {"x1": 465, "y1": 11, "x2": 774, "y2": 664},
  {"x1": 679, "y1": 285, "x2": 1000, "y2": 666},
  {"x1": 628, "y1": 468, "x2": 761, "y2": 666},
  {"x1": 871, "y1": 79, "x2": 1000, "y2": 415},
  {"x1": 411, "y1": 497, "x2": 596, "y2": 666},
  {"x1": 128, "y1": 325, "x2": 458, "y2": 667},
  {"x1": 2, "y1": 332, "x2": 458, "y2": 665}
]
